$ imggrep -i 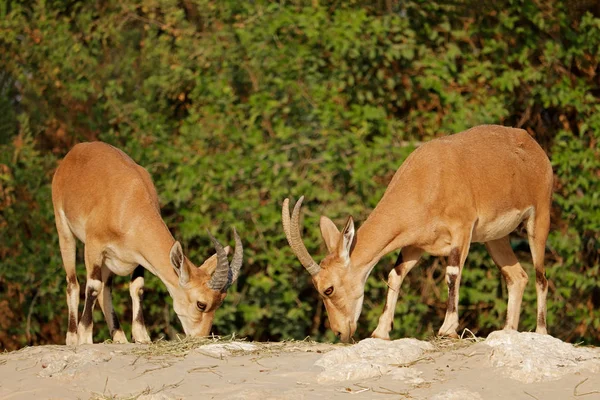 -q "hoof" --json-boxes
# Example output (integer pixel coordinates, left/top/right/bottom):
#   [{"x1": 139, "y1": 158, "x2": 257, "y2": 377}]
[
  {"x1": 77, "y1": 326, "x2": 93, "y2": 345},
  {"x1": 66, "y1": 333, "x2": 78, "y2": 346},
  {"x1": 133, "y1": 329, "x2": 151, "y2": 344},
  {"x1": 535, "y1": 327, "x2": 548, "y2": 335},
  {"x1": 371, "y1": 332, "x2": 391, "y2": 341},
  {"x1": 437, "y1": 330, "x2": 459, "y2": 339},
  {"x1": 112, "y1": 330, "x2": 129, "y2": 344}
]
